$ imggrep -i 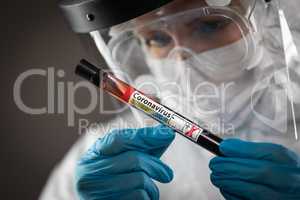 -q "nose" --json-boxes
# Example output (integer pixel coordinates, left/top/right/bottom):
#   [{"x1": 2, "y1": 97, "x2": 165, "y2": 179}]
[
  {"x1": 168, "y1": 47, "x2": 193, "y2": 61},
  {"x1": 174, "y1": 51, "x2": 191, "y2": 60},
  {"x1": 166, "y1": 27, "x2": 194, "y2": 60}
]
